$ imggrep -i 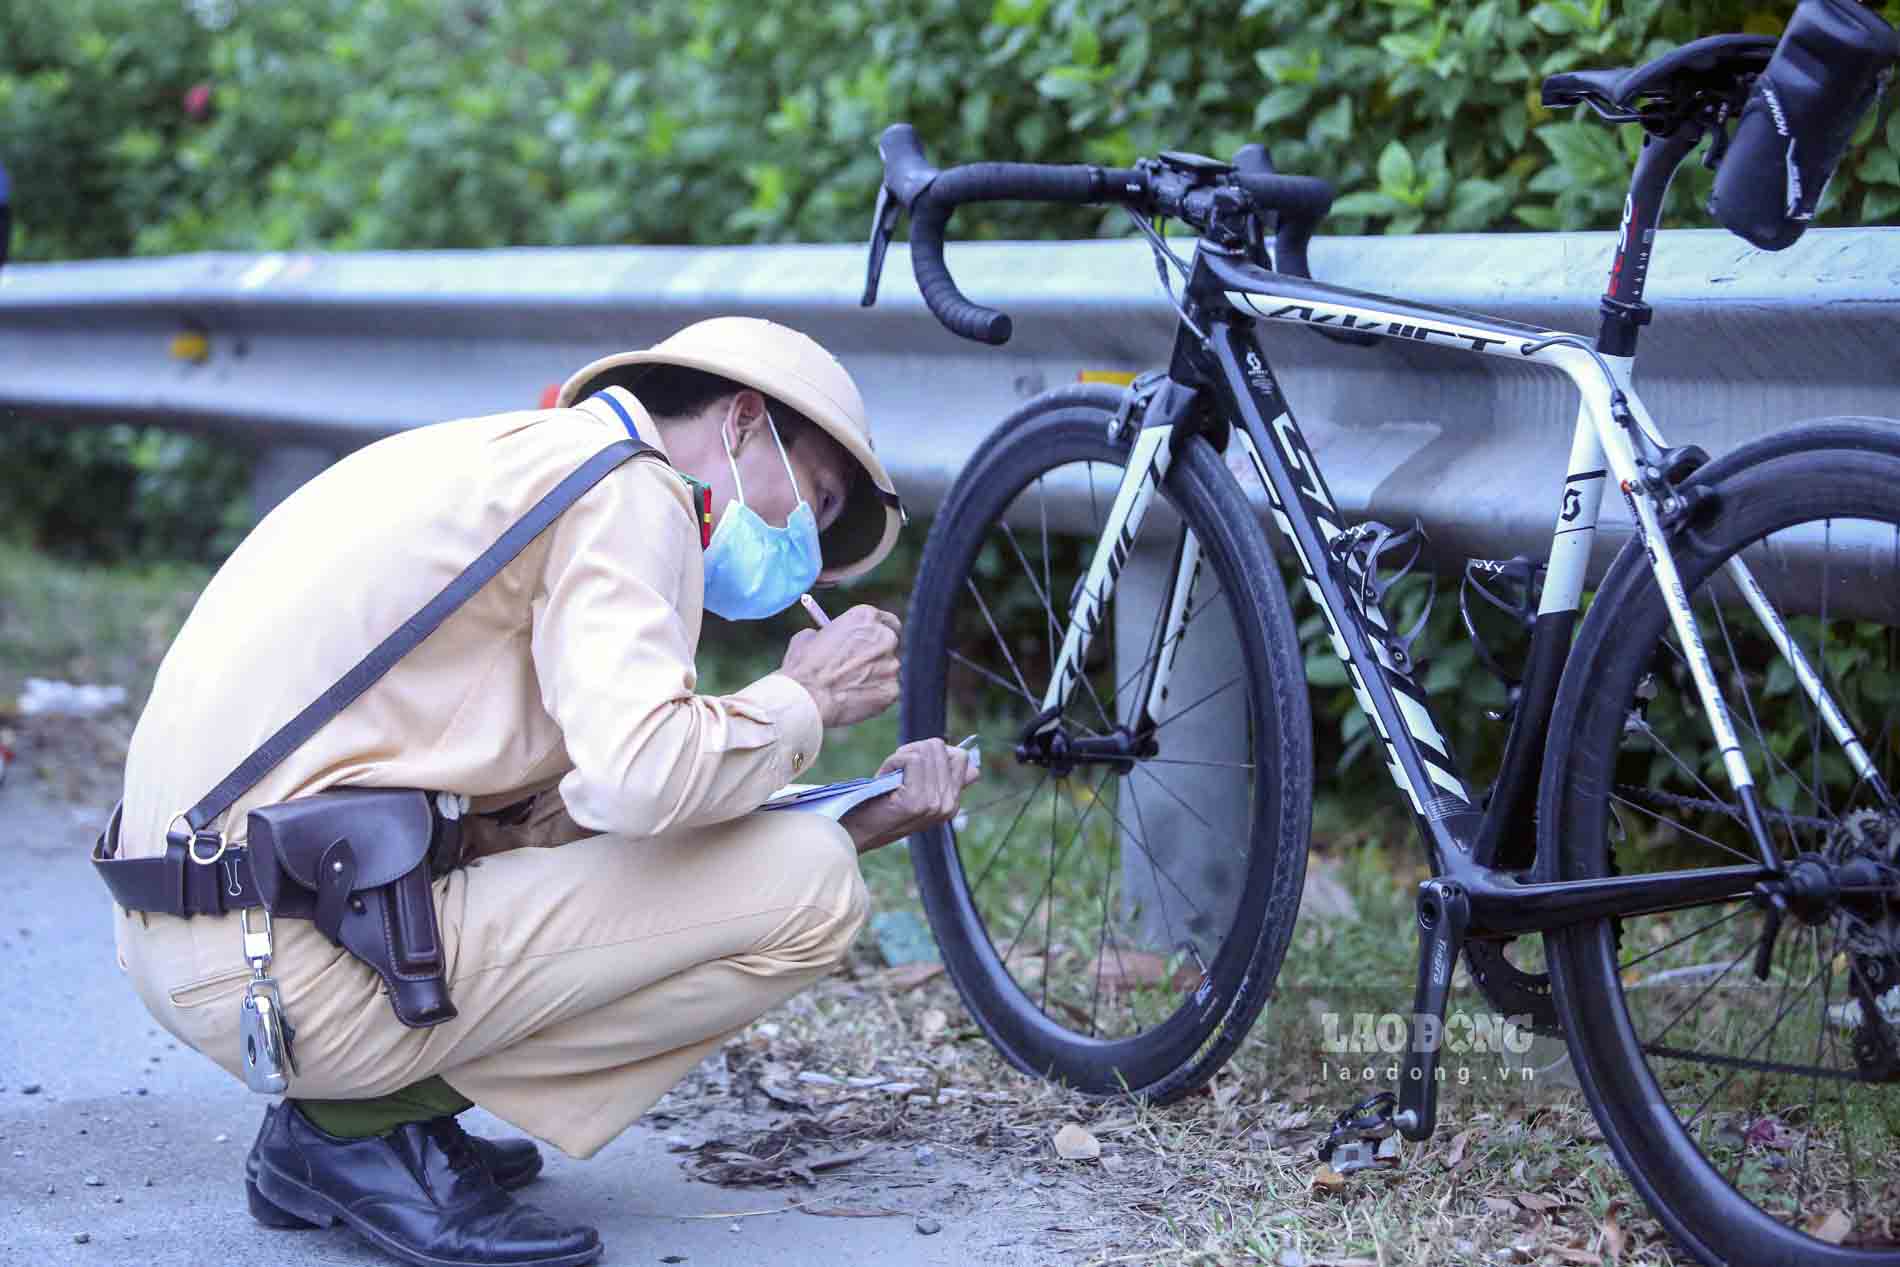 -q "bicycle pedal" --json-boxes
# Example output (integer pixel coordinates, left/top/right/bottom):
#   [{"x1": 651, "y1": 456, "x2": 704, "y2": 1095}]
[
  {"x1": 1328, "y1": 1139, "x2": 1381, "y2": 1175},
  {"x1": 1317, "y1": 1089, "x2": 1399, "y2": 1175}
]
